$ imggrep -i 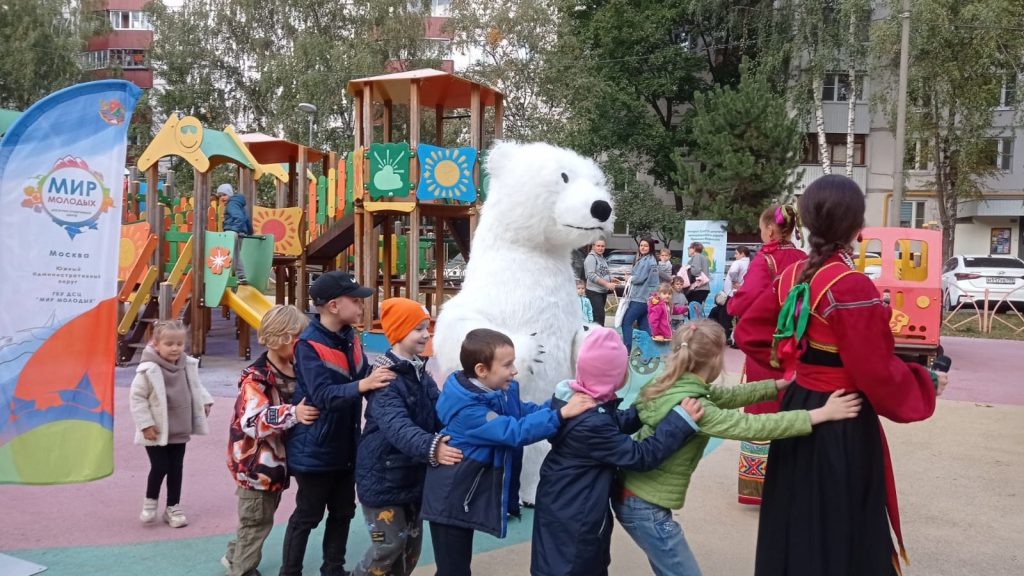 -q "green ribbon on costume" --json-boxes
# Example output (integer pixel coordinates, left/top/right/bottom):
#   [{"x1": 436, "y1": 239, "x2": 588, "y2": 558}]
[{"x1": 770, "y1": 282, "x2": 811, "y2": 368}]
